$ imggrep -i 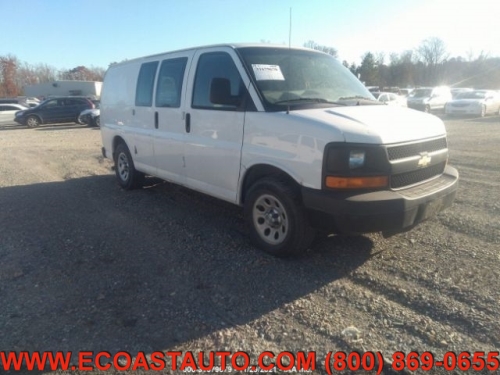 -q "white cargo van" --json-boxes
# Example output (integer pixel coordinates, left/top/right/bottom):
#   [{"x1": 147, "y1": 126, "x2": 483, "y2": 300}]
[{"x1": 101, "y1": 44, "x2": 458, "y2": 256}]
